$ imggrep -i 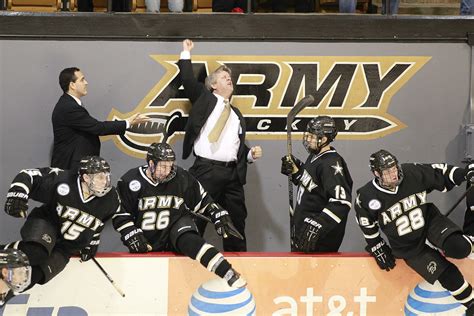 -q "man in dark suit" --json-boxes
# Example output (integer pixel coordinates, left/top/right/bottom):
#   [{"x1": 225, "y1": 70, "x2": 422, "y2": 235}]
[
  {"x1": 178, "y1": 39, "x2": 262, "y2": 252},
  {"x1": 51, "y1": 67, "x2": 148, "y2": 171}
]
